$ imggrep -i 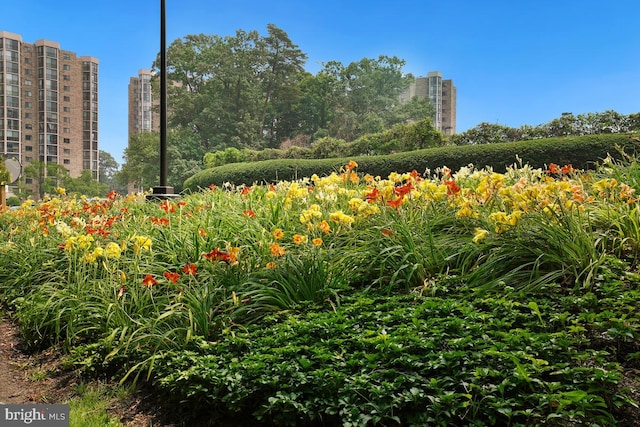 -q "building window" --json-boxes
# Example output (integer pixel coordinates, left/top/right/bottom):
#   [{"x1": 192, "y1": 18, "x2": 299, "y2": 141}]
[
  {"x1": 63, "y1": 97, "x2": 70, "y2": 103},
  {"x1": 25, "y1": 177, "x2": 33, "y2": 184},
  {"x1": 63, "y1": 75, "x2": 70, "y2": 81},
  {"x1": 63, "y1": 86, "x2": 70, "y2": 92},
  {"x1": 25, "y1": 112, "x2": 32, "y2": 119},
  {"x1": 25, "y1": 145, "x2": 33, "y2": 151},
  {"x1": 63, "y1": 54, "x2": 71, "y2": 60},
  {"x1": 63, "y1": 159, "x2": 70, "y2": 164},
  {"x1": 63, "y1": 64, "x2": 70, "y2": 71},
  {"x1": 25, "y1": 79, "x2": 32, "y2": 86},
  {"x1": 25, "y1": 124, "x2": 33, "y2": 130},
  {"x1": 25, "y1": 102, "x2": 32, "y2": 108},
  {"x1": 25, "y1": 91, "x2": 32, "y2": 97},
  {"x1": 25, "y1": 135, "x2": 32, "y2": 141},
  {"x1": 63, "y1": 148, "x2": 70, "y2": 154},
  {"x1": 63, "y1": 138, "x2": 70, "y2": 144},
  {"x1": 63, "y1": 106, "x2": 70, "y2": 112},
  {"x1": 63, "y1": 128, "x2": 70, "y2": 133}
]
